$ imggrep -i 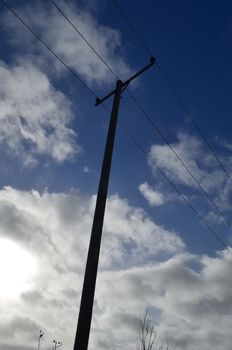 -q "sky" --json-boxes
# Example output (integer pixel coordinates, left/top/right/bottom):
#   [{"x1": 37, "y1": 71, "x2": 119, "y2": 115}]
[{"x1": 0, "y1": 0, "x2": 232, "y2": 349}]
